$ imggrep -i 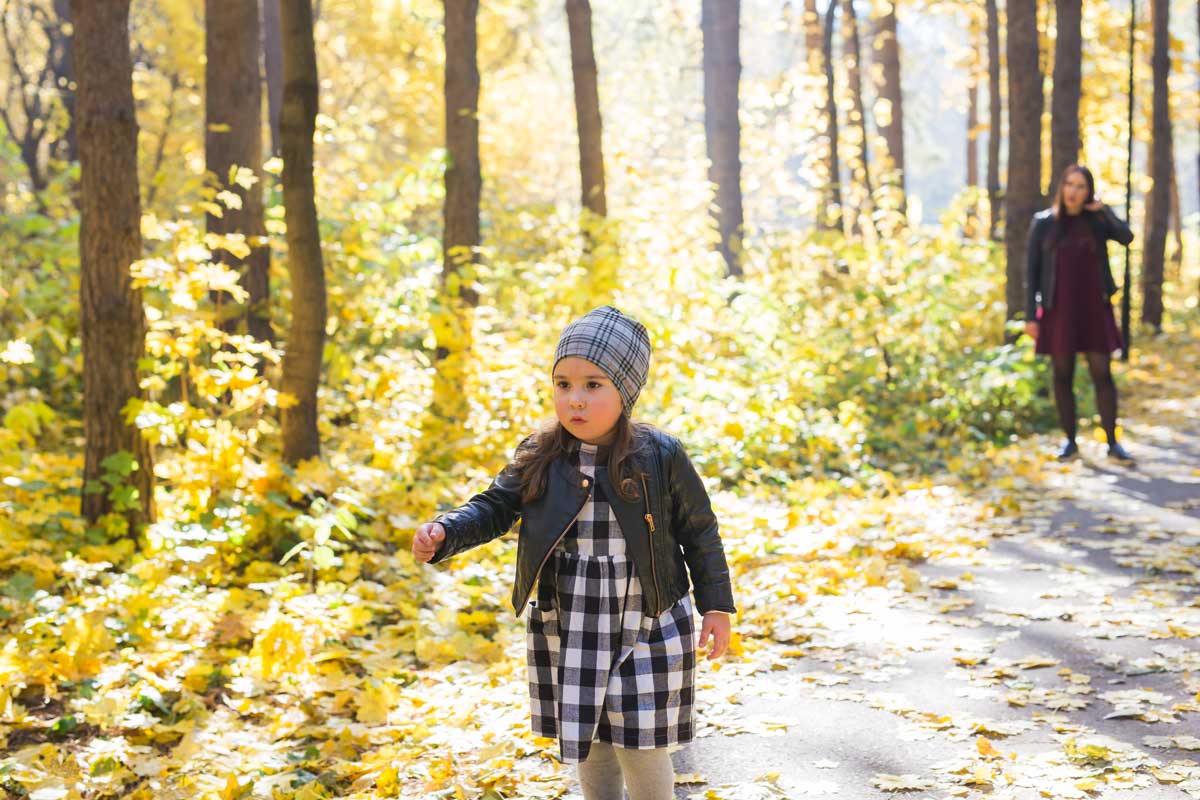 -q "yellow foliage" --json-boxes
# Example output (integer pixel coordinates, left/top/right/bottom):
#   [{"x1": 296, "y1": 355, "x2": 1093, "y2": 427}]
[{"x1": 249, "y1": 612, "x2": 314, "y2": 681}]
